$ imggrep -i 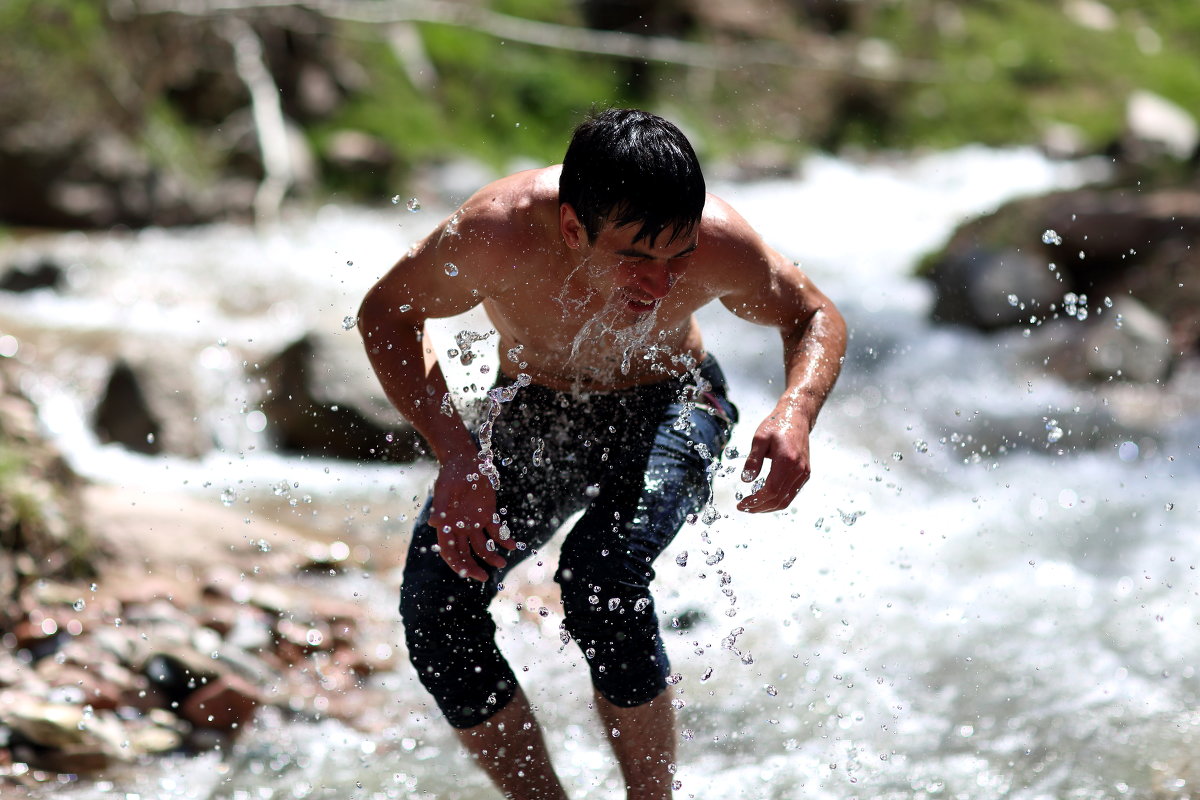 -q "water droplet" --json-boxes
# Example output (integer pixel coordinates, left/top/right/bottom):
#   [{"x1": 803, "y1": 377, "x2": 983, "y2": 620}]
[
  {"x1": 782, "y1": 557, "x2": 796, "y2": 569},
  {"x1": 607, "y1": 598, "x2": 620, "y2": 611},
  {"x1": 1007, "y1": 293, "x2": 1019, "y2": 306},
  {"x1": 444, "y1": 262, "x2": 459, "y2": 277},
  {"x1": 306, "y1": 629, "x2": 324, "y2": 646},
  {"x1": 666, "y1": 673, "x2": 683, "y2": 685},
  {"x1": 611, "y1": 727, "x2": 621, "y2": 738},
  {"x1": 391, "y1": 195, "x2": 400, "y2": 204},
  {"x1": 838, "y1": 509, "x2": 864, "y2": 526},
  {"x1": 588, "y1": 595, "x2": 599, "y2": 605},
  {"x1": 399, "y1": 303, "x2": 412, "y2": 313},
  {"x1": 1042, "y1": 229, "x2": 1062, "y2": 245},
  {"x1": 913, "y1": 439, "x2": 929, "y2": 454},
  {"x1": 634, "y1": 598, "x2": 650, "y2": 611},
  {"x1": 72, "y1": 599, "x2": 86, "y2": 612},
  {"x1": 675, "y1": 551, "x2": 688, "y2": 567},
  {"x1": 585, "y1": 484, "x2": 600, "y2": 498},
  {"x1": 892, "y1": 451, "x2": 903, "y2": 461},
  {"x1": 406, "y1": 197, "x2": 421, "y2": 212},
  {"x1": 701, "y1": 667, "x2": 713, "y2": 681},
  {"x1": 766, "y1": 684, "x2": 779, "y2": 696},
  {"x1": 220, "y1": 488, "x2": 236, "y2": 507},
  {"x1": 342, "y1": 315, "x2": 358, "y2": 330},
  {"x1": 146, "y1": 433, "x2": 155, "y2": 444},
  {"x1": 1046, "y1": 419, "x2": 1064, "y2": 443}
]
